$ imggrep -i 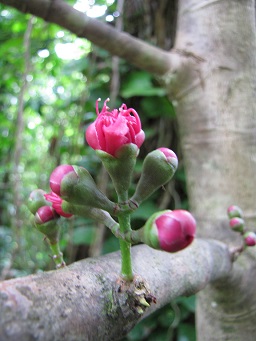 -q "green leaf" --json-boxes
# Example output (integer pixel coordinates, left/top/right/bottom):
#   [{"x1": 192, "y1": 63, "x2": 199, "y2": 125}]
[
  {"x1": 62, "y1": 58, "x2": 89, "y2": 75},
  {"x1": 131, "y1": 201, "x2": 158, "y2": 220},
  {"x1": 177, "y1": 323, "x2": 196, "y2": 341},
  {"x1": 102, "y1": 235, "x2": 120, "y2": 253},
  {"x1": 176, "y1": 296, "x2": 196, "y2": 313},
  {"x1": 121, "y1": 71, "x2": 166, "y2": 98},
  {"x1": 141, "y1": 96, "x2": 176, "y2": 118}
]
